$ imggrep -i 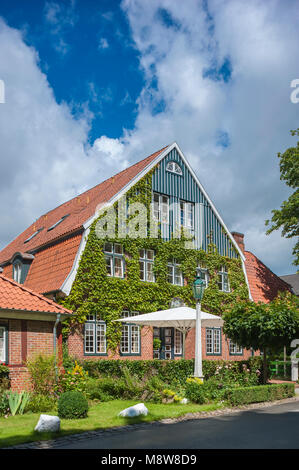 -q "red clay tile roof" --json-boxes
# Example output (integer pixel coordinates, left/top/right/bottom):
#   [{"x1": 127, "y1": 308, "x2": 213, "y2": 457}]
[
  {"x1": 244, "y1": 250, "x2": 291, "y2": 303},
  {"x1": 0, "y1": 274, "x2": 72, "y2": 315},
  {"x1": 0, "y1": 146, "x2": 167, "y2": 265}
]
